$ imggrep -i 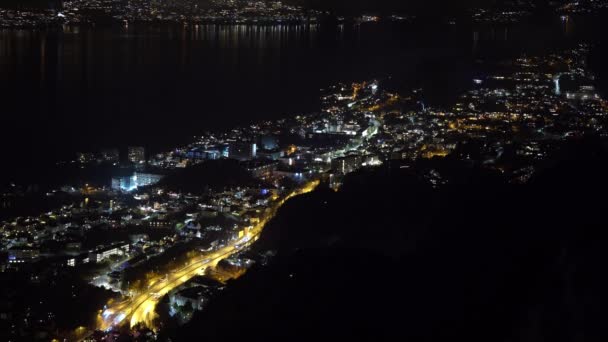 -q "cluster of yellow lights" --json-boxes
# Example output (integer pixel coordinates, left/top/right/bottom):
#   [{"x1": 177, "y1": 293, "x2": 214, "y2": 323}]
[
  {"x1": 97, "y1": 180, "x2": 320, "y2": 331},
  {"x1": 366, "y1": 94, "x2": 399, "y2": 113}
]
